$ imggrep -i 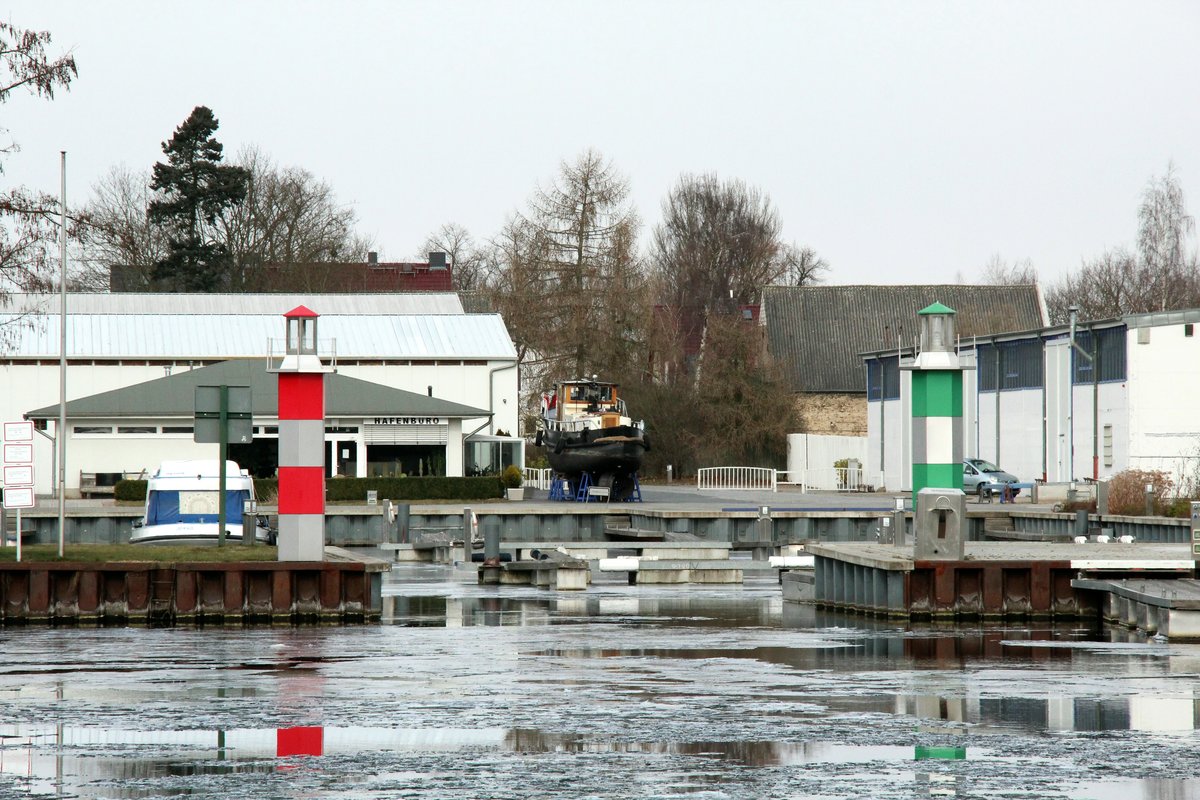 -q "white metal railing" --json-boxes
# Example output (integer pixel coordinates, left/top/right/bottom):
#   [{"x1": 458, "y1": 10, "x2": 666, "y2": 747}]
[
  {"x1": 523, "y1": 467, "x2": 553, "y2": 490},
  {"x1": 776, "y1": 468, "x2": 884, "y2": 492},
  {"x1": 696, "y1": 467, "x2": 777, "y2": 492}
]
